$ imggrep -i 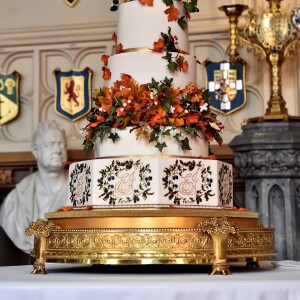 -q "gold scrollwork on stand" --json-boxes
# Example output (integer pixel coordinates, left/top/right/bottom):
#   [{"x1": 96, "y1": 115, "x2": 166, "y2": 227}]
[
  {"x1": 26, "y1": 211, "x2": 276, "y2": 276},
  {"x1": 198, "y1": 217, "x2": 238, "y2": 275},
  {"x1": 25, "y1": 219, "x2": 62, "y2": 274}
]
